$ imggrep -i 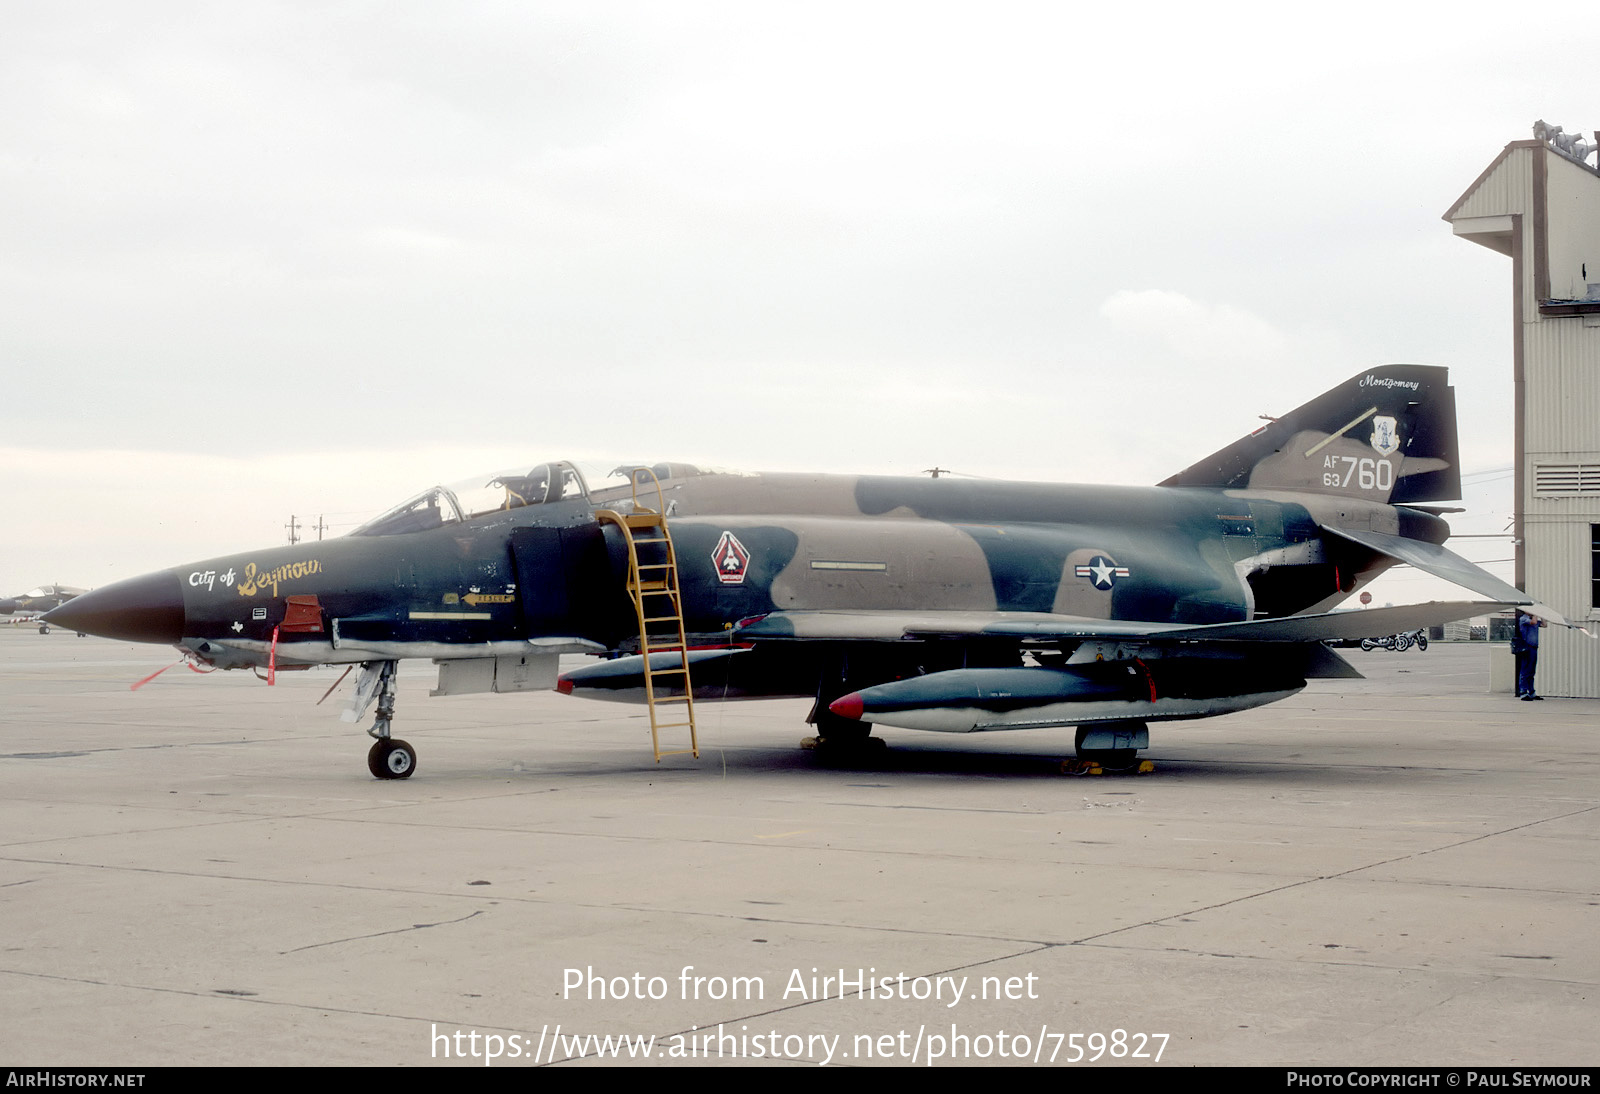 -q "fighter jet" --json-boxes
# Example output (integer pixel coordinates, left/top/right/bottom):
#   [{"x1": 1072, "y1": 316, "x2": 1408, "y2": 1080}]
[
  {"x1": 3, "y1": 584, "x2": 87, "y2": 633},
  {"x1": 45, "y1": 365, "x2": 1541, "y2": 778}
]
